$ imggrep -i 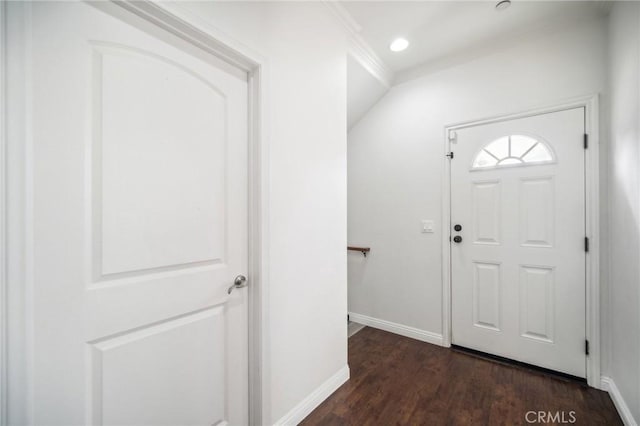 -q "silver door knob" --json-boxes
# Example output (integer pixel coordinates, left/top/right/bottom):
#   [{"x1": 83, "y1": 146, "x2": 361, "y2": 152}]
[{"x1": 228, "y1": 275, "x2": 248, "y2": 294}]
